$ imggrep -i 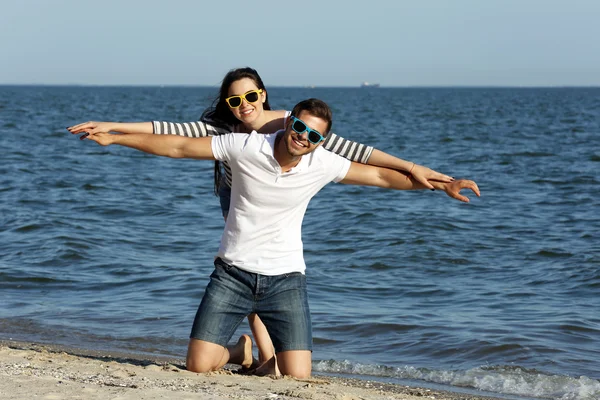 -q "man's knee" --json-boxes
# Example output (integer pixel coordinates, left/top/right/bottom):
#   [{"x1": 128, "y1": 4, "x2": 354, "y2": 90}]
[
  {"x1": 186, "y1": 355, "x2": 217, "y2": 373},
  {"x1": 186, "y1": 338, "x2": 225, "y2": 373},
  {"x1": 284, "y1": 367, "x2": 311, "y2": 379},
  {"x1": 276, "y1": 350, "x2": 312, "y2": 379}
]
